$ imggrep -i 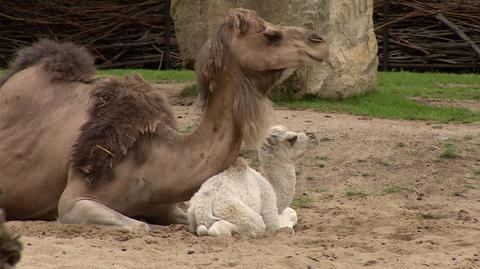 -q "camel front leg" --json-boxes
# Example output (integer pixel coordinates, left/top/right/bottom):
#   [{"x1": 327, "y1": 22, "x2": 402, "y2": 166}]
[{"x1": 58, "y1": 199, "x2": 150, "y2": 233}]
